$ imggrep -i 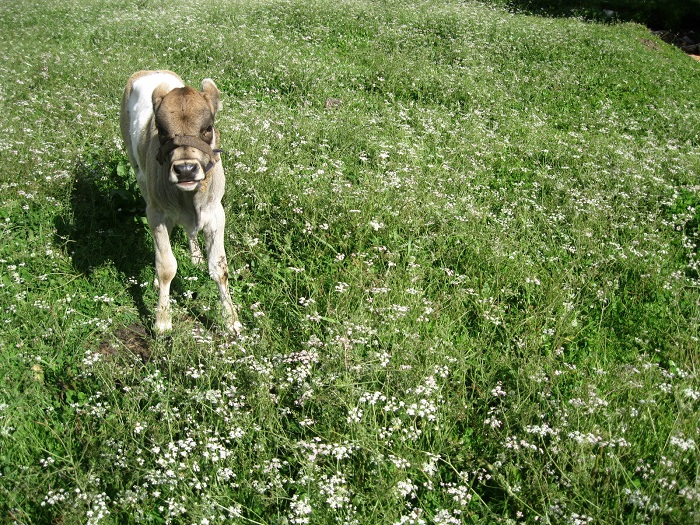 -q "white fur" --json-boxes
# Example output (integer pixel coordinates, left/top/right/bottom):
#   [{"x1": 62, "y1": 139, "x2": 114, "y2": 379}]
[{"x1": 126, "y1": 72, "x2": 184, "y2": 174}]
